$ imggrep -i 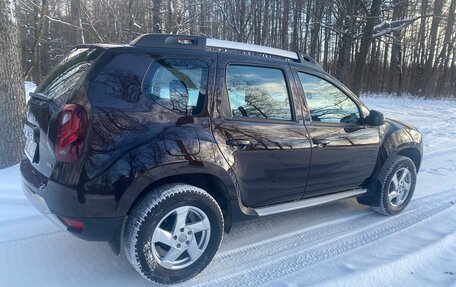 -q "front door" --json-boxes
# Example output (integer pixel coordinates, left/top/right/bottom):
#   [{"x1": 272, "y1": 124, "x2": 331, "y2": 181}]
[
  {"x1": 211, "y1": 56, "x2": 312, "y2": 208},
  {"x1": 295, "y1": 70, "x2": 381, "y2": 198}
]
